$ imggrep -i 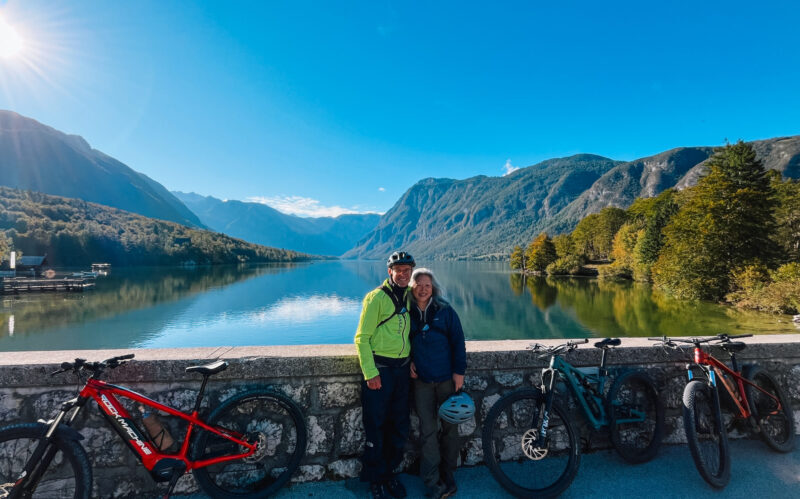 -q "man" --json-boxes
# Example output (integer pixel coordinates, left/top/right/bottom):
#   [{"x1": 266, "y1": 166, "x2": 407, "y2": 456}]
[{"x1": 355, "y1": 251, "x2": 415, "y2": 499}]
